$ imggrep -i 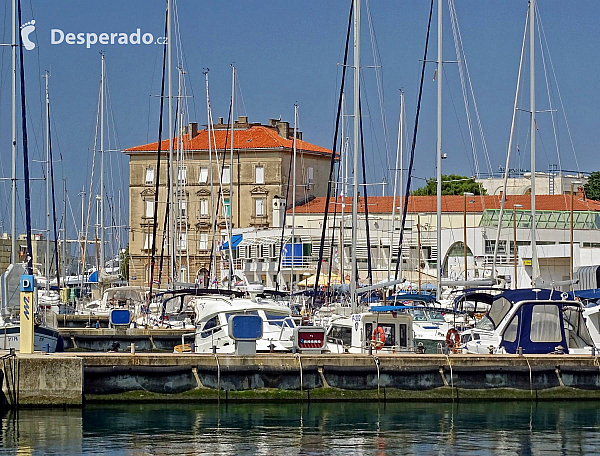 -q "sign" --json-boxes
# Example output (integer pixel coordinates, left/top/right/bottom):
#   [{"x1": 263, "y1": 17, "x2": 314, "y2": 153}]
[
  {"x1": 110, "y1": 309, "x2": 131, "y2": 326},
  {"x1": 228, "y1": 315, "x2": 263, "y2": 341},
  {"x1": 523, "y1": 259, "x2": 532, "y2": 266},
  {"x1": 20, "y1": 275, "x2": 35, "y2": 354}
]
